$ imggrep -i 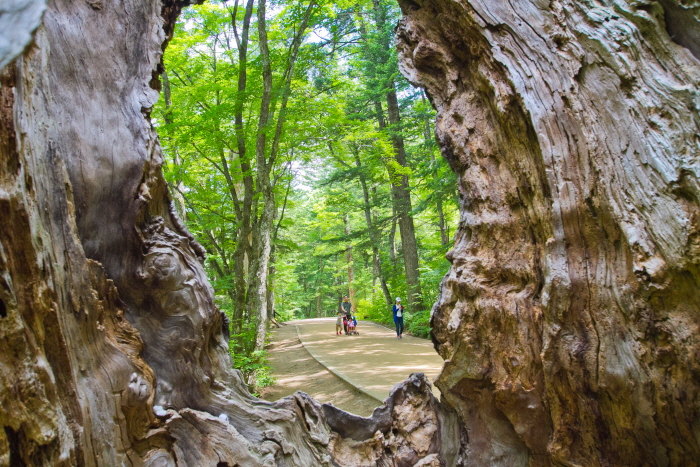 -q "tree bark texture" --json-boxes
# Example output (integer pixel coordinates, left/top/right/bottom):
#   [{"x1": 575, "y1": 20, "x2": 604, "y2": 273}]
[
  {"x1": 0, "y1": 0, "x2": 45, "y2": 70},
  {"x1": 397, "y1": 0, "x2": 700, "y2": 465},
  {"x1": 0, "y1": 1, "x2": 460, "y2": 465}
]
